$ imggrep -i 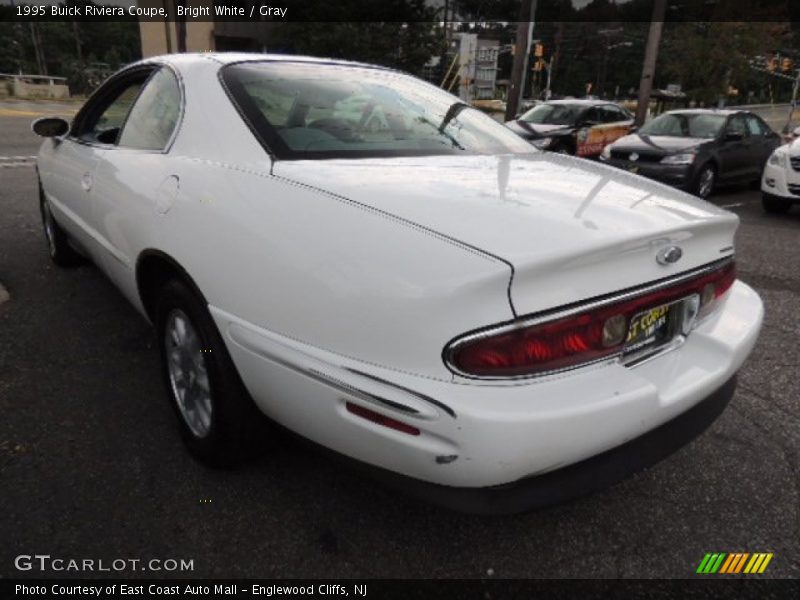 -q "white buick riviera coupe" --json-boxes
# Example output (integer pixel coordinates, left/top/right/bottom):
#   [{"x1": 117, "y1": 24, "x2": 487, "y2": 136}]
[{"x1": 34, "y1": 54, "x2": 763, "y2": 514}]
